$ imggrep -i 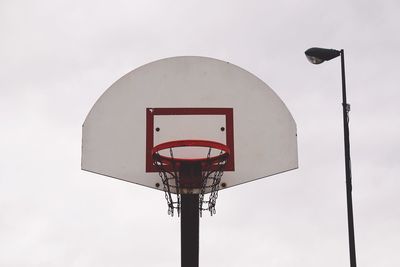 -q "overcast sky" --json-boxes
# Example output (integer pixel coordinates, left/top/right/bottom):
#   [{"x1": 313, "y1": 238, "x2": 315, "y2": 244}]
[{"x1": 1, "y1": 0, "x2": 399, "y2": 266}]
